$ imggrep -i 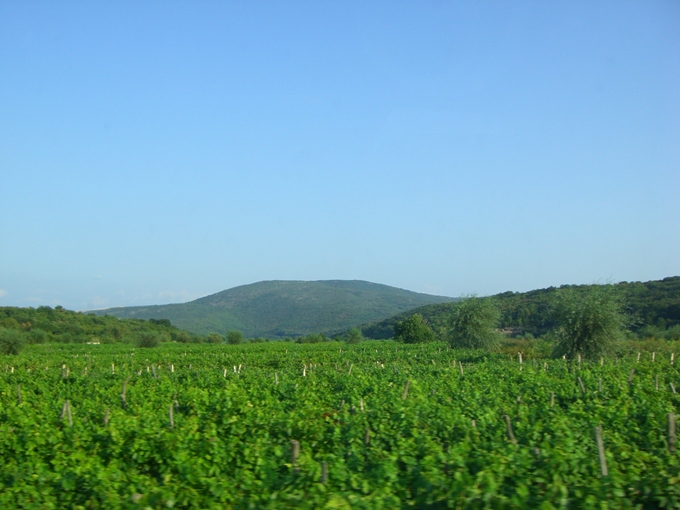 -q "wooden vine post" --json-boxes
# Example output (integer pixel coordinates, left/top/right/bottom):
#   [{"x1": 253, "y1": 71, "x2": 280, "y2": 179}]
[
  {"x1": 290, "y1": 440, "x2": 300, "y2": 474},
  {"x1": 669, "y1": 413, "x2": 677, "y2": 453},
  {"x1": 60, "y1": 400, "x2": 73, "y2": 427},
  {"x1": 121, "y1": 379, "x2": 128, "y2": 409},
  {"x1": 594, "y1": 425, "x2": 608, "y2": 477},
  {"x1": 402, "y1": 380, "x2": 410, "y2": 400},
  {"x1": 168, "y1": 403, "x2": 174, "y2": 428},
  {"x1": 503, "y1": 415, "x2": 517, "y2": 445},
  {"x1": 320, "y1": 461, "x2": 328, "y2": 484}
]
